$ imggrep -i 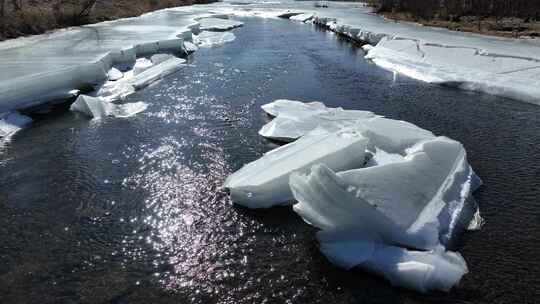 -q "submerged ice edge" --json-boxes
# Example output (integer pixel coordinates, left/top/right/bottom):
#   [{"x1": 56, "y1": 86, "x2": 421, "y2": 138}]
[{"x1": 308, "y1": 16, "x2": 540, "y2": 105}]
